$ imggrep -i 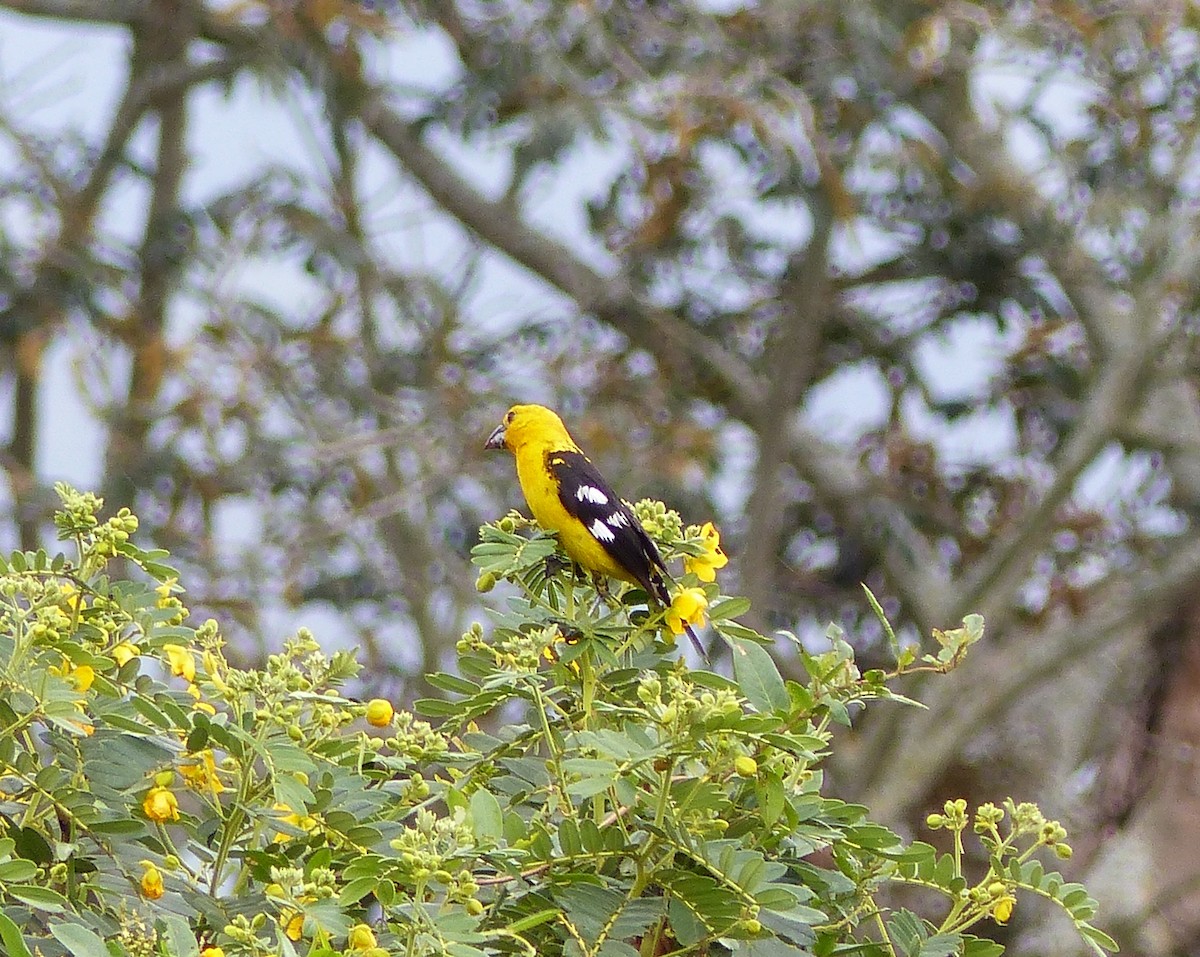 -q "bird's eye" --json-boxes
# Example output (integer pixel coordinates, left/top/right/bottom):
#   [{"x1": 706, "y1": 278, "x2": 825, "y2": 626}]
[{"x1": 505, "y1": 411, "x2": 515, "y2": 424}]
